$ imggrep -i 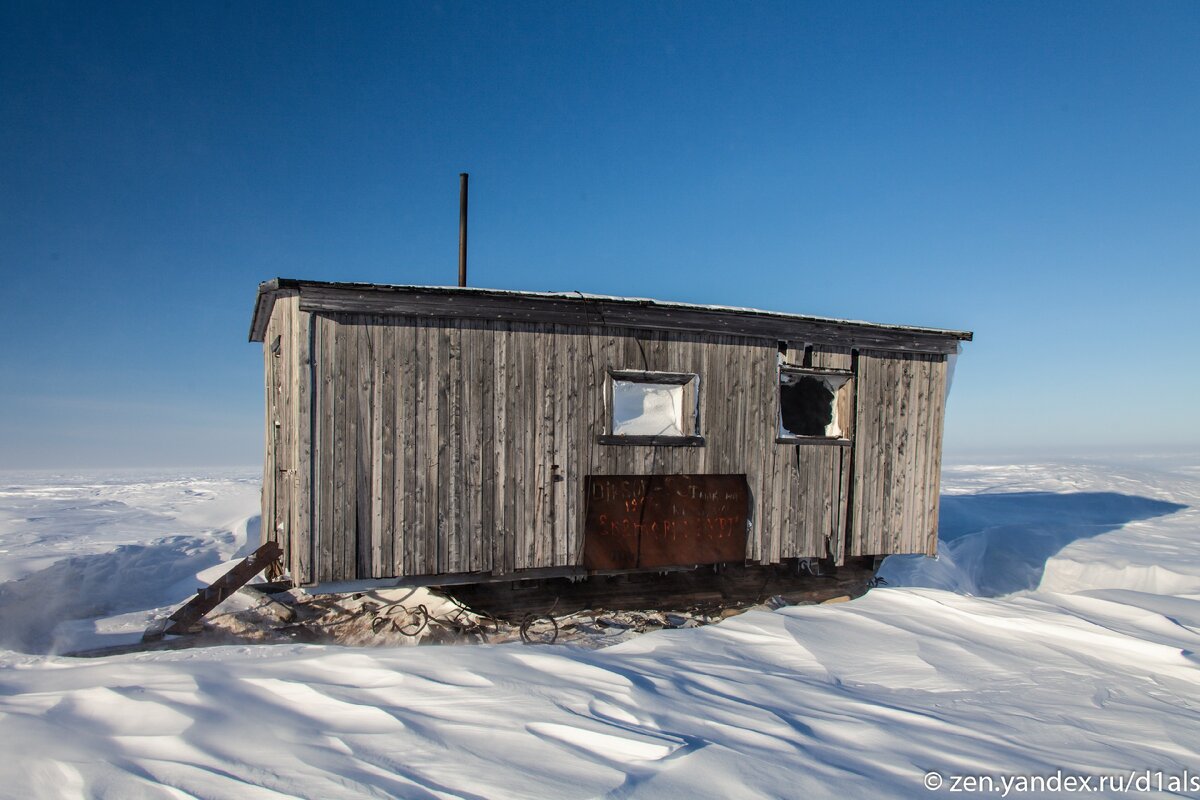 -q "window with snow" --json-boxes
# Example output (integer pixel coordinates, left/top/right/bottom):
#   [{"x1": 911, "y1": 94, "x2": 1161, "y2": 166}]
[
  {"x1": 602, "y1": 371, "x2": 702, "y2": 445},
  {"x1": 779, "y1": 368, "x2": 852, "y2": 441}
]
